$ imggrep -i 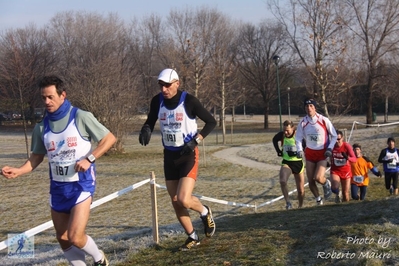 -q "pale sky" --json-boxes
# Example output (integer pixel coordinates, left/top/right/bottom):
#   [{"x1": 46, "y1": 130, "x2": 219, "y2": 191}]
[{"x1": 0, "y1": 0, "x2": 274, "y2": 32}]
